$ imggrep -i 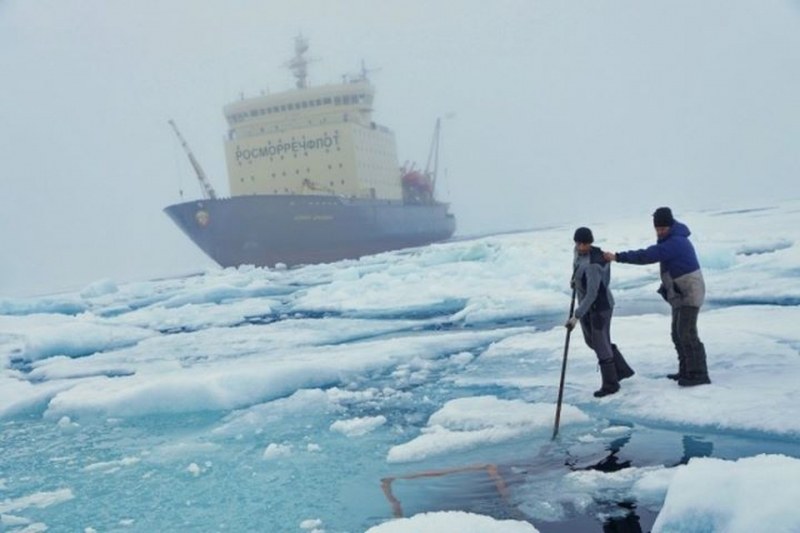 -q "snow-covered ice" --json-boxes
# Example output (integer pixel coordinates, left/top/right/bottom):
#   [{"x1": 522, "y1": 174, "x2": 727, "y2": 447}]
[{"x1": 1, "y1": 201, "x2": 800, "y2": 531}]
